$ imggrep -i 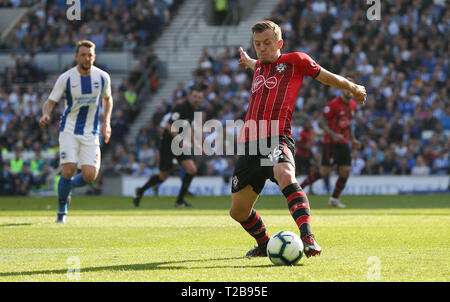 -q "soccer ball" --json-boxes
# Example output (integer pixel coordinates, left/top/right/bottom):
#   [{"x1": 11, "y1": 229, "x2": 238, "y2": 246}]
[{"x1": 267, "y1": 231, "x2": 303, "y2": 265}]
